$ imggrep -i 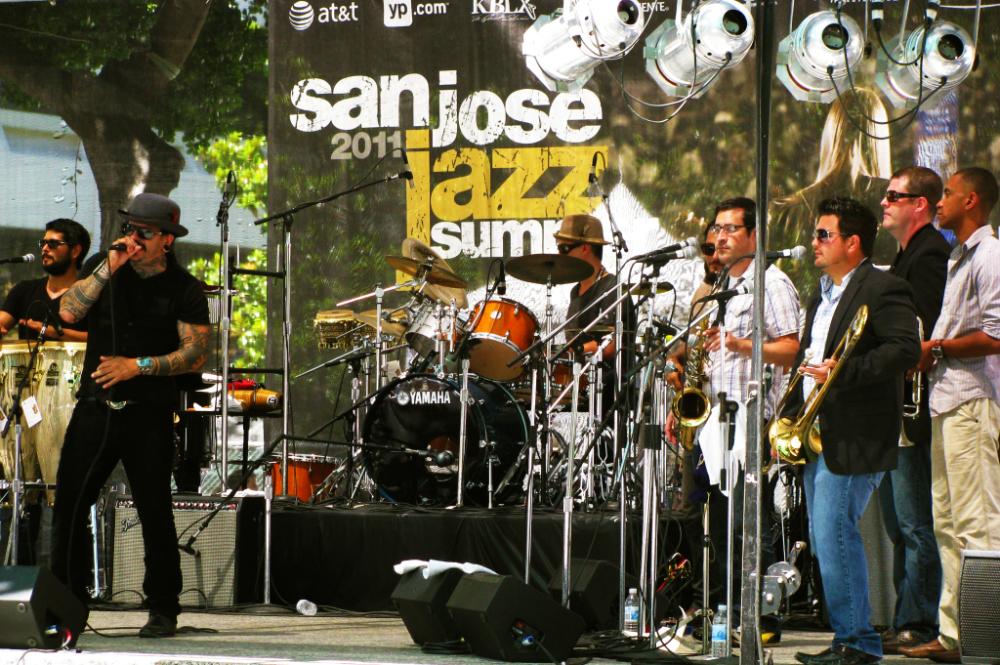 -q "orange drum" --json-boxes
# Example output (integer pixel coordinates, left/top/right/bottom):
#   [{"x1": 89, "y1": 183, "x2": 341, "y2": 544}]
[
  {"x1": 466, "y1": 298, "x2": 538, "y2": 381},
  {"x1": 269, "y1": 454, "x2": 338, "y2": 502}
]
